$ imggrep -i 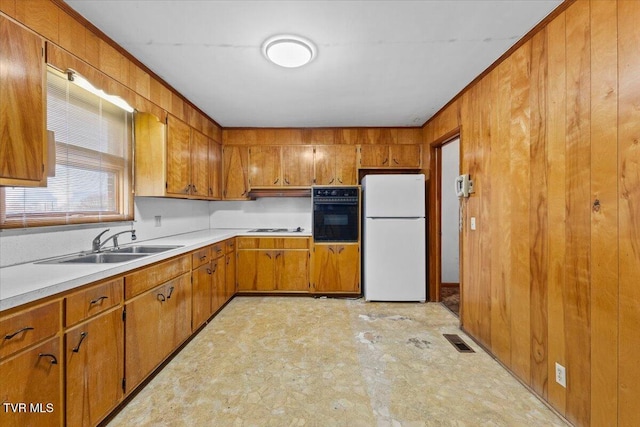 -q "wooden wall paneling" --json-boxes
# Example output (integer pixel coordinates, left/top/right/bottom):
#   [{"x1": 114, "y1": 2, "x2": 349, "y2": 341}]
[
  {"x1": 589, "y1": 0, "x2": 619, "y2": 424},
  {"x1": 545, "y1": 10, "x2": 568, "y2": 416},
  {"x1": 15, "y1": 0, "x2": 58, "y2": 43},
  {"x1": 130, "y1": 63, "x2": 151, "y2": 100},
  {"x1": 477, "y1": 75, "x2": 493, "y2": 346},
  {"x1": 618, "y1": 1, "x2": 640, "y2": 426},
  {"x1": 0, "y1": 0, "x2": 16, "y2": 16},
  {"x1": 58, "y1": 9, "x2": 85, "y2": 59},
  {"x1": 397, "y1": 128, "x2": 422, "y2": 145},
  {"x1": 150, "y1": 79, "x2": 171, "y2": 112},
  {"x1": 84, "y1": 28, "x2": 100, "y2": 70},
  {"x1": 170, "y1": 92, "x2": 186, "y2": 122},
  {"x1": 489, "y1": 59, "x2": 513, "y2": 366},
  {"x1": 508, "y1": 40, "x2": 532, "y2": 383},
  {"x1": 564, "y1": 2, "x2": 591, "y2": 425},
  {"x1": 528, "y1": 28, "x2": 549, "y2": 398},
  {"x1": 98, "y1": 39, "x2": 121, "y2": 82}
]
